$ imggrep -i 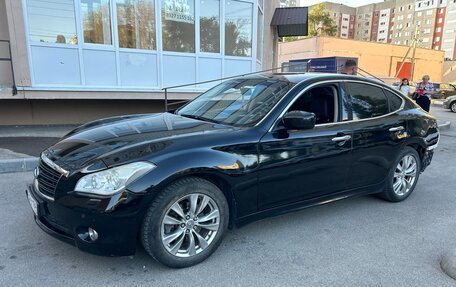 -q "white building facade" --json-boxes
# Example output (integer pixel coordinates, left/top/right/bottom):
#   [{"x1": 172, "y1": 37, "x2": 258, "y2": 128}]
[{"x1": 22, "y1": 0, "x2": 266, "y2": 93}]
